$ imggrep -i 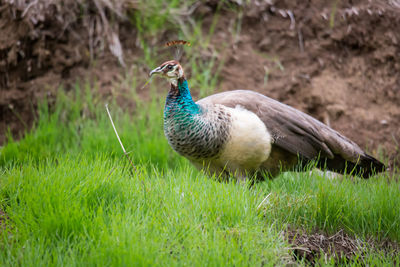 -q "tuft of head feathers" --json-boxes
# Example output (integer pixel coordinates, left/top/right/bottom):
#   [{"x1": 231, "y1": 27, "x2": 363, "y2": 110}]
[
  {"x1": 164, "y1": 40, "x2": 191, "y2": 47},
  {"x1": 164, "y1": 40, "x2": 191, "y2": 60}
]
